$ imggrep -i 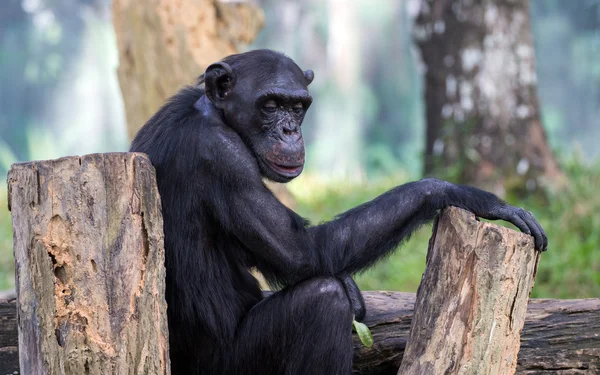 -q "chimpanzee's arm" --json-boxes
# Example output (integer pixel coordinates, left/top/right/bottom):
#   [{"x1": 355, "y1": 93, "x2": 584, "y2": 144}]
[
  {"x1": 206, "y1": 128, "x2": 546, "y2": 284},
  {"x1": 308, "y1": 178, "x2": 547, "y2": 275}
]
